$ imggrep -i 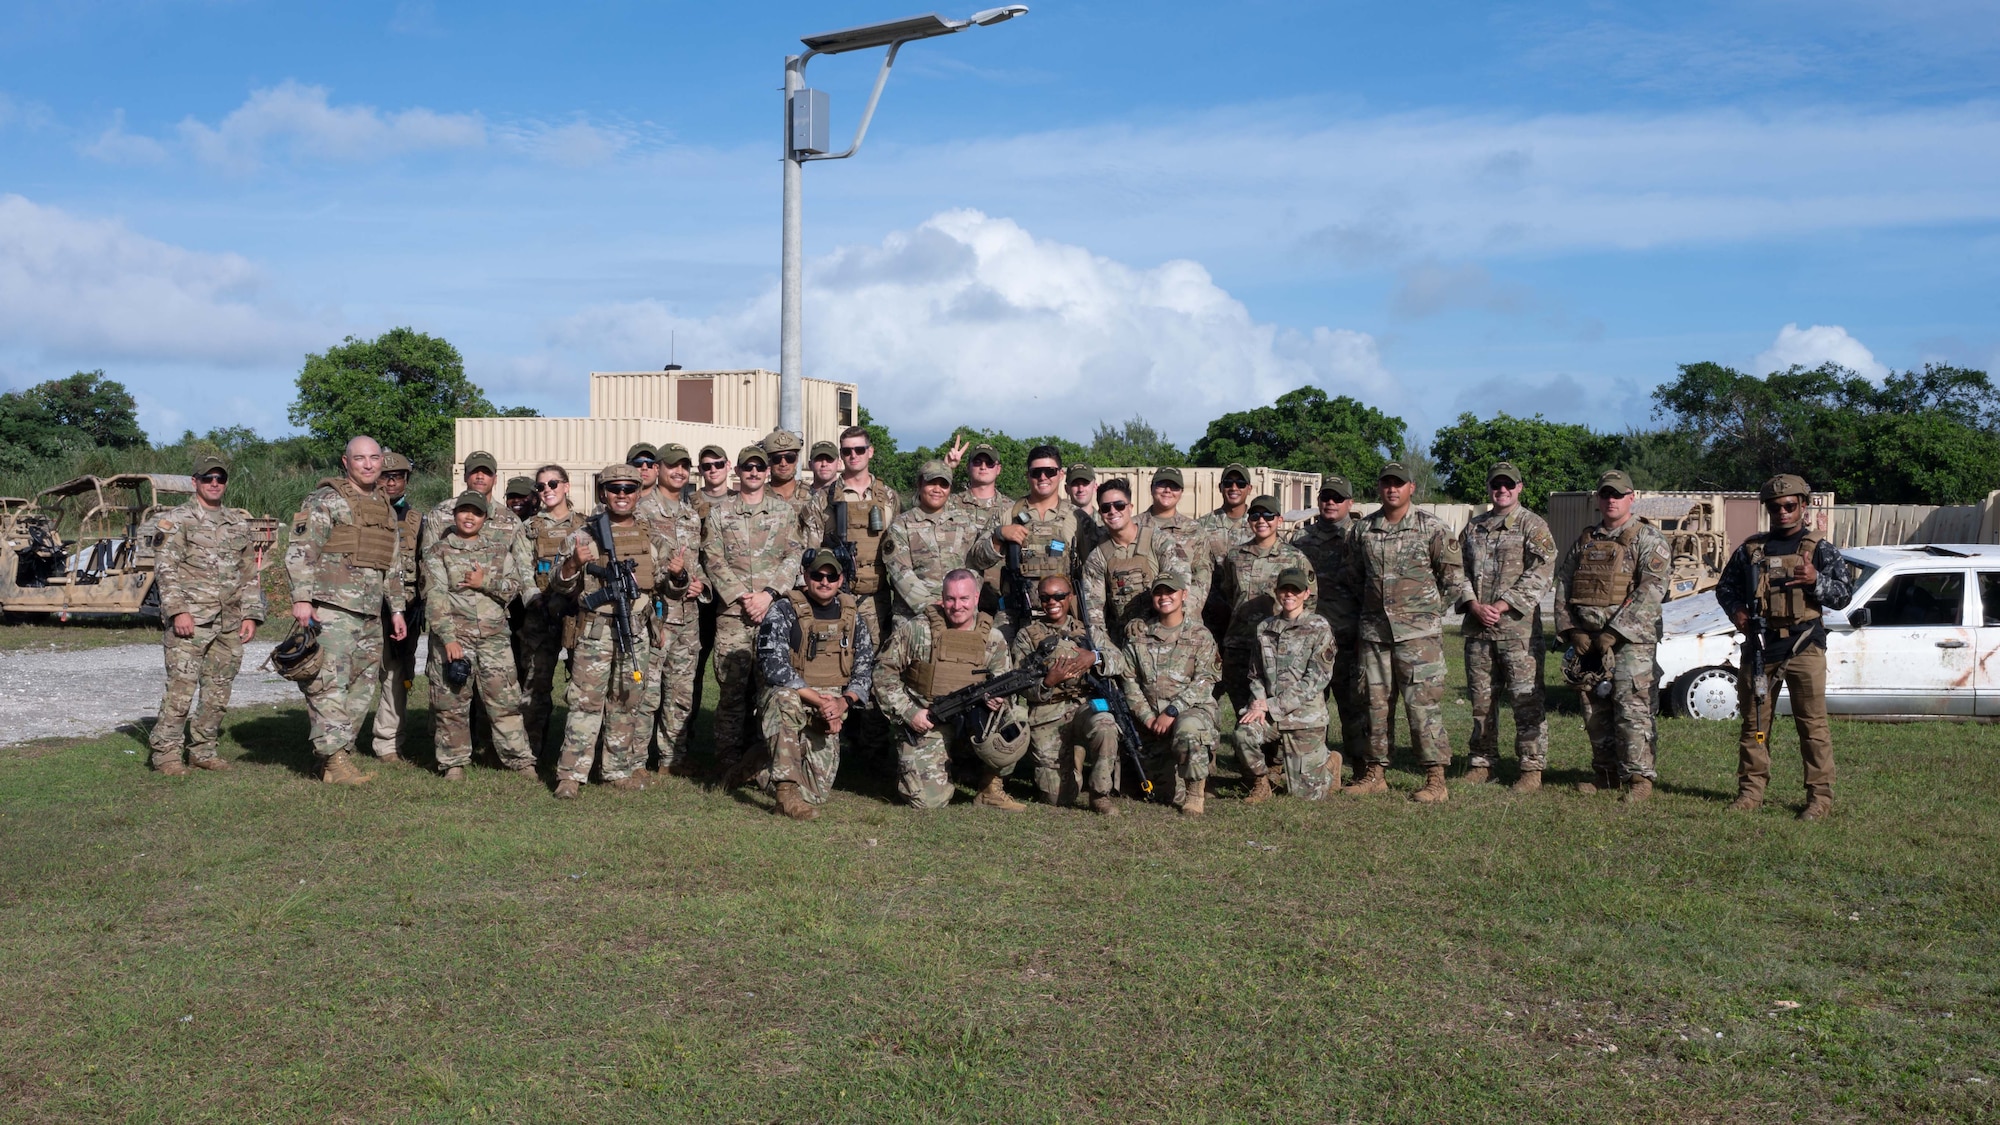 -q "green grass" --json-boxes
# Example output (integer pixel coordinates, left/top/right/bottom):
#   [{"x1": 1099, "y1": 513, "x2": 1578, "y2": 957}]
[
  {"x1": 2, "y1": 643, "x2": 1996, "y2": 1123},
  {"x1": 0, "y1": 617, "x2": 159, "y2": 651}
]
